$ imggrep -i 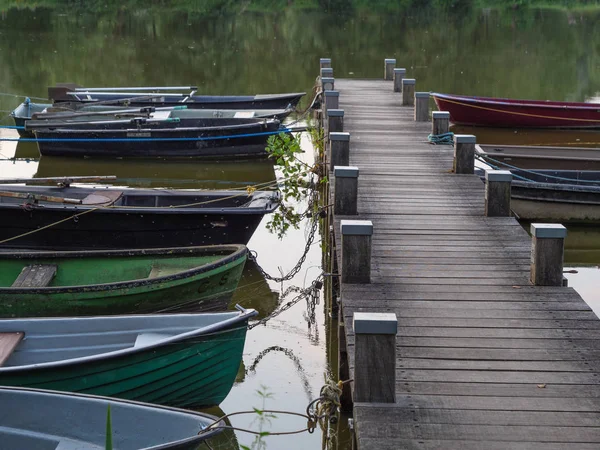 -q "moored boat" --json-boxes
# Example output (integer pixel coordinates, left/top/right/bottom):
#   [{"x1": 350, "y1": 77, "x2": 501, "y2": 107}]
[
  {"x1": 0, "y1": 185, "x2": 279, "y2": 250},
  {"x1": 49, "y1": 83, "x2": 305, "y2": 110},
  {"x1": 0, "y1": 386, "x2": 223, "y2": 449},
  {"x1": 476, "y1": 144, "x2": 600, "y2": 170},
  {"x1": 12, "y1": 99, "x2": 294, "y2": 137},
  {"x1": 0, "y1": 245, "x2": 247, "y2": 317},
  {"x1": 432, "y1": 92, "x2": 600, "y2": 128},
  {"x1": 0, "y1": 308, "x2": 257, "y2": 407},
  {"x1": 478, "y1": 167, "x2": 600, "y2": 222},
  {"x1": 29, "y1": 117, "x2": 285, "y2": 158}
]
